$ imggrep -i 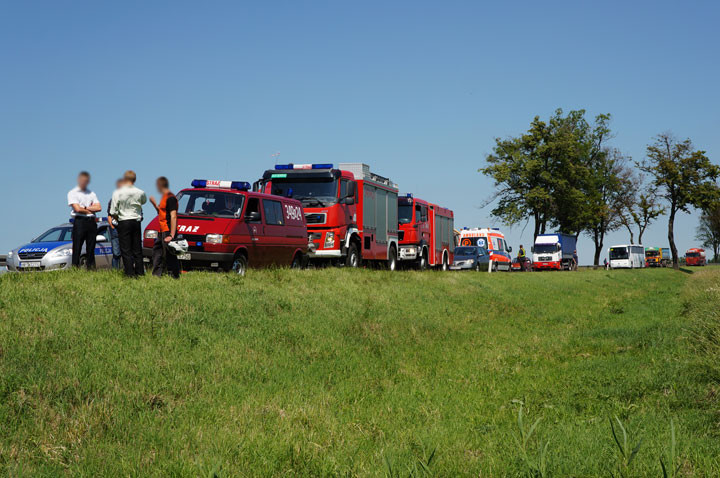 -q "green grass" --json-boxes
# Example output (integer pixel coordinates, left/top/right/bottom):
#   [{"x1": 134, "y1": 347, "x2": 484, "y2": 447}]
[{"x1": 1, "y1": 267, "x2": 719, "y2": 476}]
